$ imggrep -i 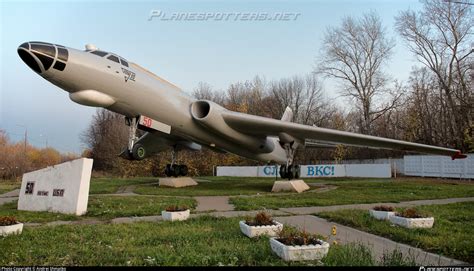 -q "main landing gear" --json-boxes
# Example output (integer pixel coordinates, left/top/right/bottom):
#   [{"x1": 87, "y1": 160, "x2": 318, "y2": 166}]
[
  {"x1": 124, "y1": 116, "x2": 188, "y2": 177},
  {"x1": 164, "y1": 145, "x2": 188, "y2": 177},
  {"x1": 278, "y1": 141, "x2": 301, "y2": 180},
  {"x1": 125, "y1": 116, "x2": 147, "y2": 160}
]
